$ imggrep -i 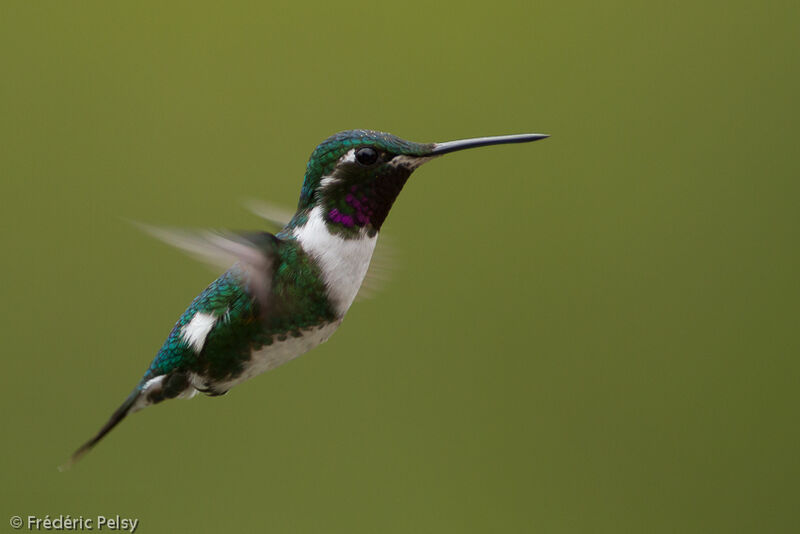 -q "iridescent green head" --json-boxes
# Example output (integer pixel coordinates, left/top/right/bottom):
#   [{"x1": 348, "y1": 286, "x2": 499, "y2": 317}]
[
  {"x1": 297, "y1": 130, "x2": 430, "y2": 205},
  {"x1": 293, "y1": 129, "x2": 548, "y2": 236}
]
